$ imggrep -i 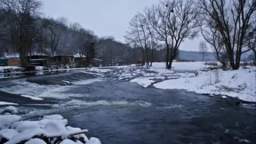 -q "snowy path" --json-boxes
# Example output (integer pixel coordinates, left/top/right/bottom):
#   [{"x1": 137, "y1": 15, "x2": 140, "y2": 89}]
[{"x1": 0, "y1": 67, "x2": 255, "y2": 144}]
